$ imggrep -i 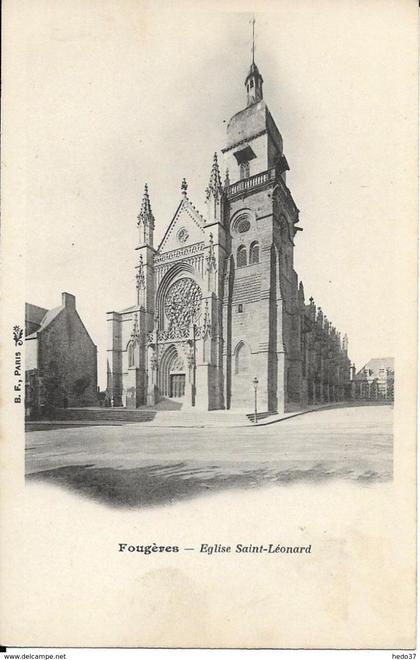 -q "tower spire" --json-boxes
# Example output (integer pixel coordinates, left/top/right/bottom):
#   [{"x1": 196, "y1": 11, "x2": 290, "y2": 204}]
[
  {"x1": 245, "y1": 16, "x2": 263, "y2": 107},
  {"x1": 206, "y1": 153, "x2": 223, "y2": 199},
  {"x1": 205, "y1": 152, "x2": 223, "y2": 222},
  {"x1": 252, "y1": 15, "x2": 255, "y2": 65},
  {"x1": 137, "y1": 183, "x2": 155, "y2": 247}
]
